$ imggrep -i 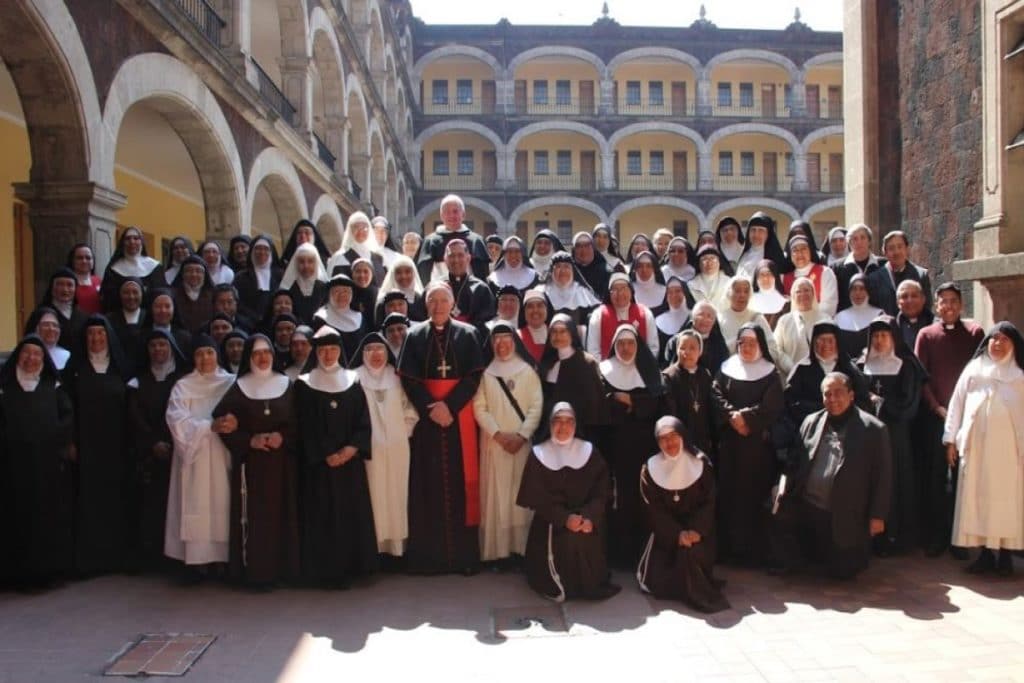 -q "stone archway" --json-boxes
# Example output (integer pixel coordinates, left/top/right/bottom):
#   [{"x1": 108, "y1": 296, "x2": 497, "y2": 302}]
[
  {"x1": 246, "y1": 146, "x2": 308, "y2": 242},
  {"x1": 311, "y1": 193, "x2": 345, "y2": 251}
]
